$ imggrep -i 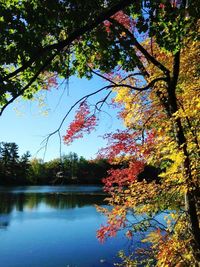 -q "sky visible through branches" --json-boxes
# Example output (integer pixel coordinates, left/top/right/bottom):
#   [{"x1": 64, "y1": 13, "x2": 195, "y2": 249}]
[{"x1": 0, "y1": 75, "x2": 124, "y2": 161}]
